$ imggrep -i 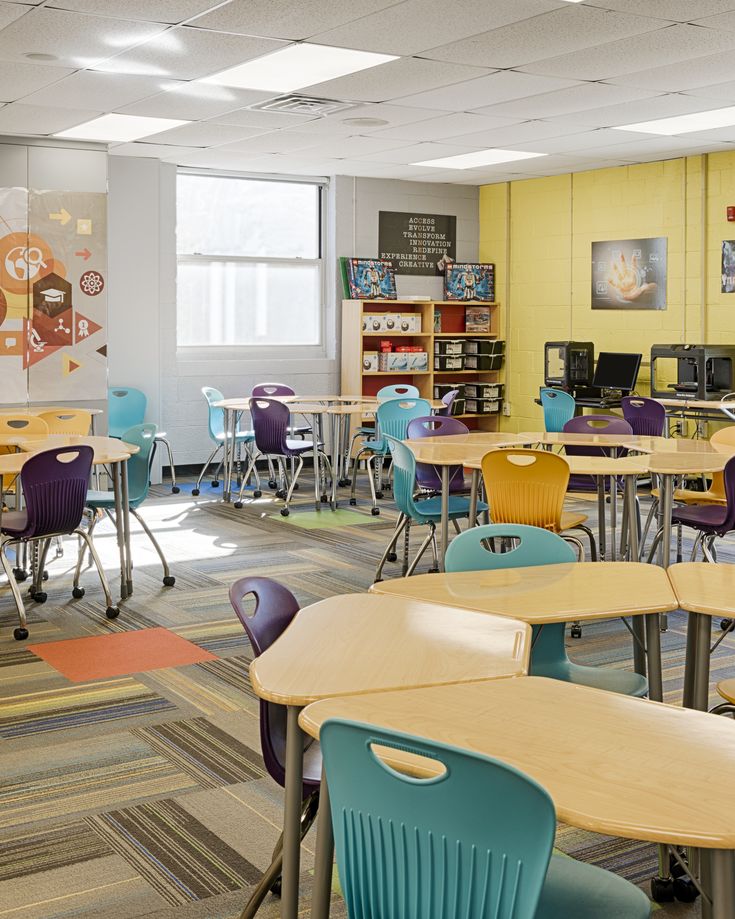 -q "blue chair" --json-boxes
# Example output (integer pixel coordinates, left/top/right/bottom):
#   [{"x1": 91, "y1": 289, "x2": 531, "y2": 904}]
[
  {"x1": 540, "y1": 387, "x2": 575, "y2": 432},
  {"x1": 192, "y1": 386, "x2": 258, "y2": 497},
  {"x1": 108, "y1": 385, "x2": 180, "y2": 494},
  {"x1": 346, "y1": 384, "x2": 421, "y2": 470},
  {"x1": 320, "y1": 719, "x2": 652, "y2": 919},
  {"x1": 374, "y1": 435, "x2": 488, "y2": 581},
  {"x1": 350, "y1": 397, "x2": 431, "y2": 516},
  {"x1": 445, "y1": 523, "x2": 648, "y2": 697},
  {"x1": 81, "y1": 424, "x2": 176, "y2": 588}
]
